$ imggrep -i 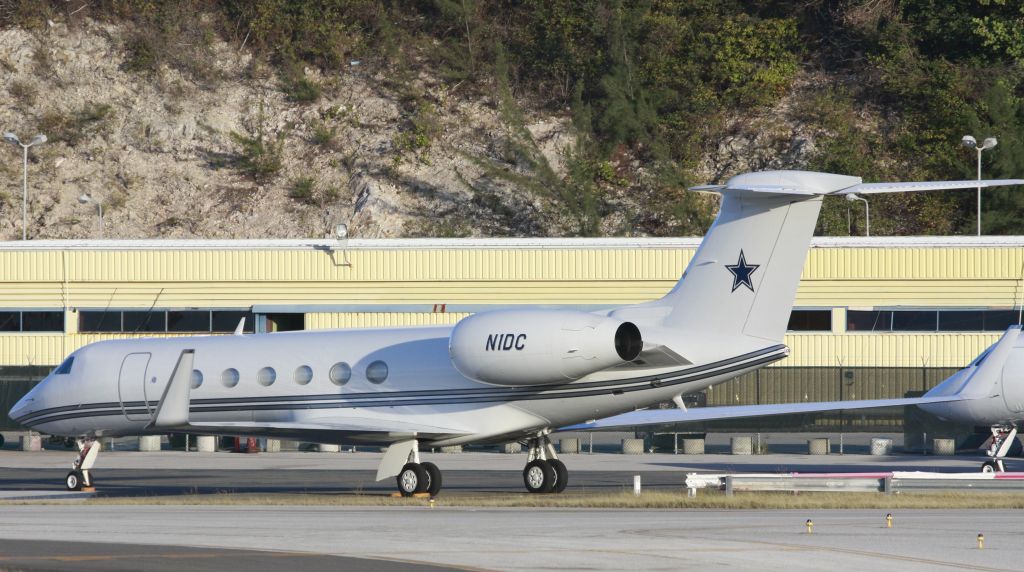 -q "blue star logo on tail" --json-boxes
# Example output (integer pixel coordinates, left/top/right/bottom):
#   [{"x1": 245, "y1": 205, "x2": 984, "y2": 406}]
[{"x1": 725, "y1": 250, "x2": 759, "y2": 292}]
